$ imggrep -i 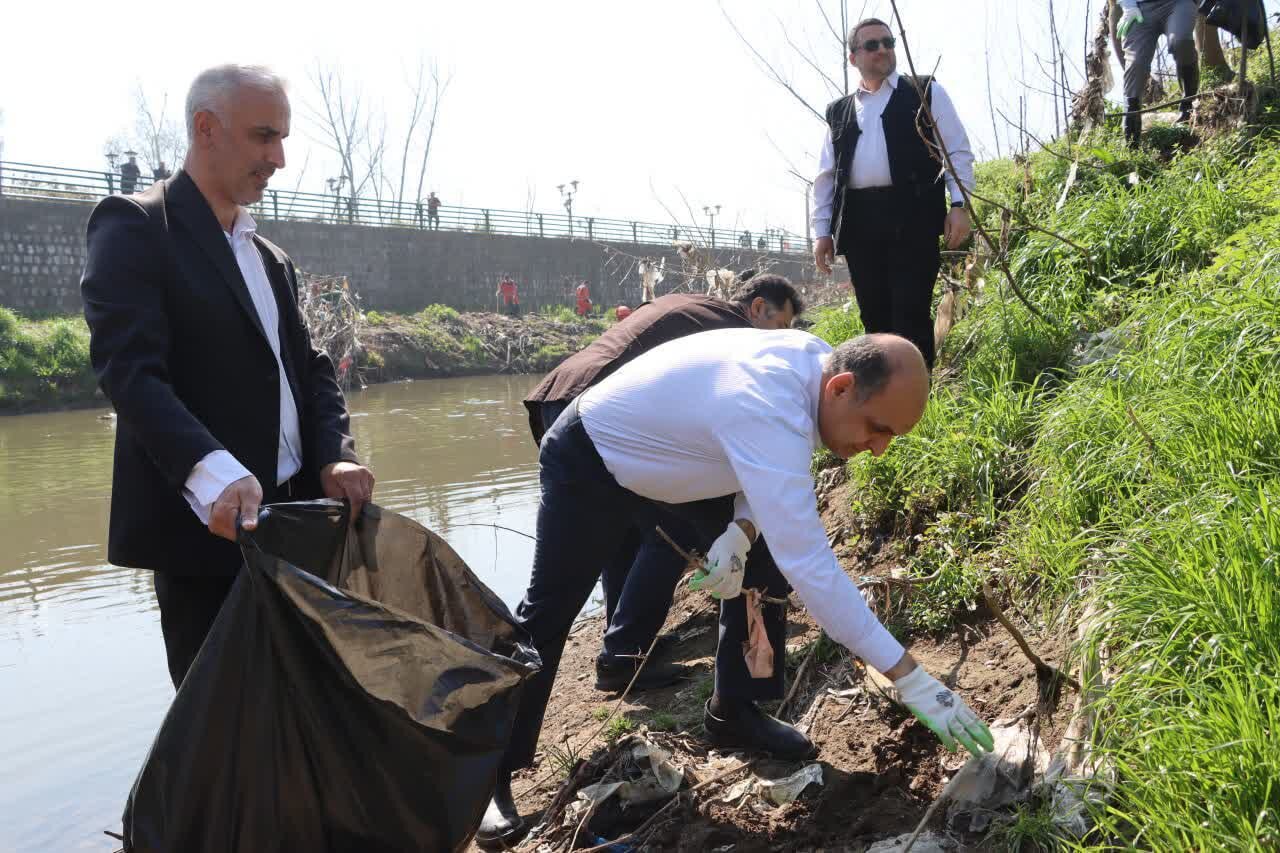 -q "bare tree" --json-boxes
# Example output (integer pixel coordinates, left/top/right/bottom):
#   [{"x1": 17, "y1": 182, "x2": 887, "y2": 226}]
[
  {"x1": 718, "y1": 0, "x2": 864, "y2": 122},
  {"x1": 409, "y1": 62, "x2": 451, "y2": 208},
  {"x1": 102, "y1": 85, "x2": 186, "y2": 177},
  {"x1": 309, "y1": 60, "x2": 450, "y2": 222},
  {"x1": 308, "y1": 63, "x2": 387, "y2": 212},
  {"x1": 132, "y1": 86, "x2": 186, "y2": 173}
]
